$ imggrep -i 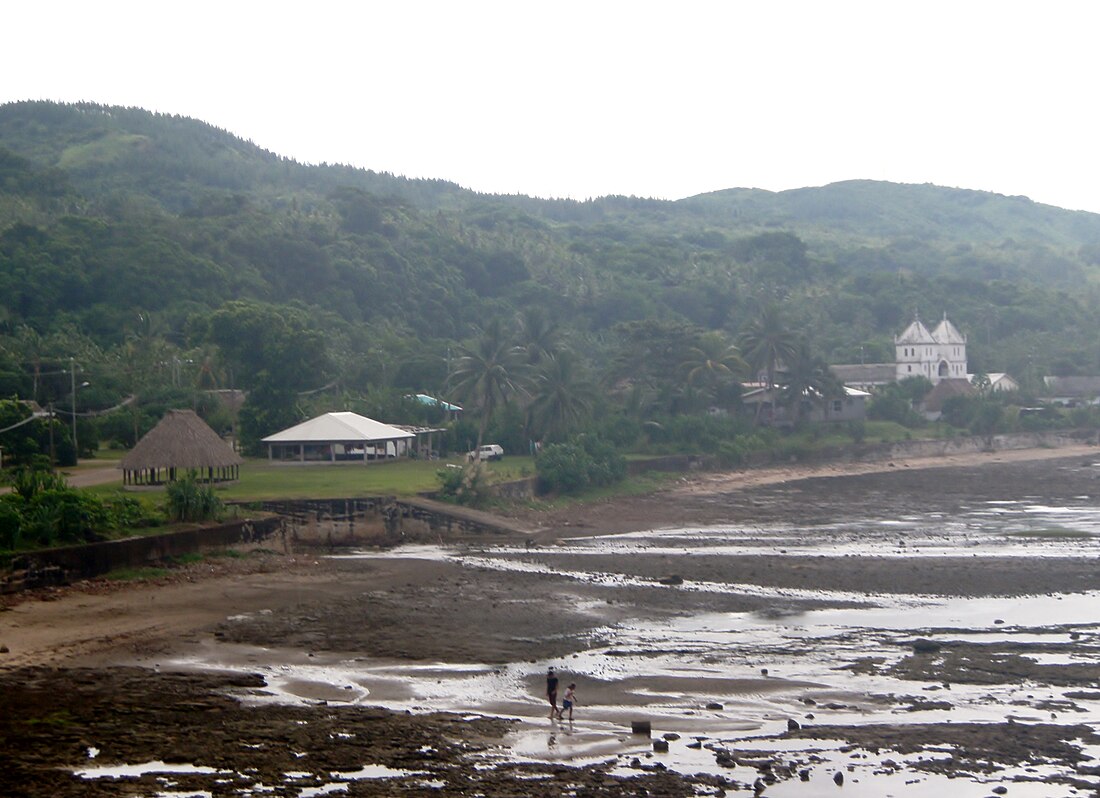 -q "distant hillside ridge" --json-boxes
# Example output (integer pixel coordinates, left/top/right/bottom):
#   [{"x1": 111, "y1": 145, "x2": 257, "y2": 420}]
[{"x1": 2, "y1": 99, "x2": 1100, "y2": 384}]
